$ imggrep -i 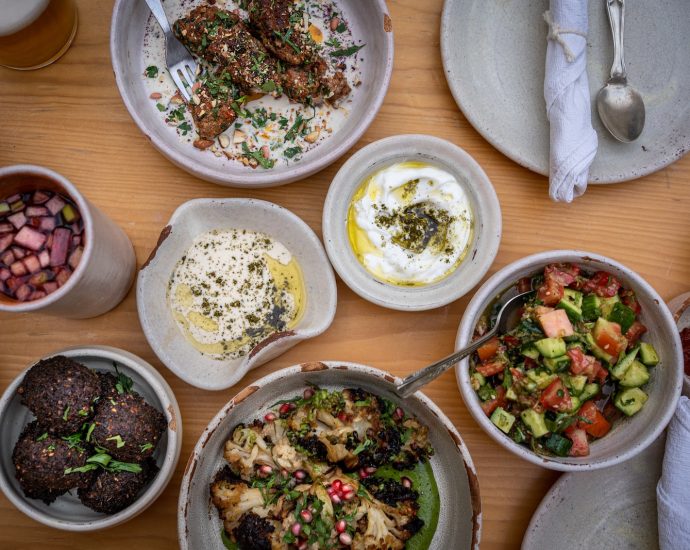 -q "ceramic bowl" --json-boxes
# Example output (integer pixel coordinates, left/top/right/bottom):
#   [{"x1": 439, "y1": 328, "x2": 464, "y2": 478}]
[
  {"x1": 137, "y1": 198, "x2": 337, "y2": 391},
  {"x1": 178, "y1": 361, "x2": 481, "y2": 549},
  {"x1": 0, "y1": 345, "x2": 182, "y2": 531},
  {"x1": 322, "y1": 134, "x2": 502, "y2": 311},
  {"x1": 668, "y1": 292, "x2": 690, "y2": 397},
  {"x1": 110, "y1": 0, "x2": 393, "y2": 188},
  {"x1": 455, "y1": 250, "x2": 683, "y2": 472}
]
